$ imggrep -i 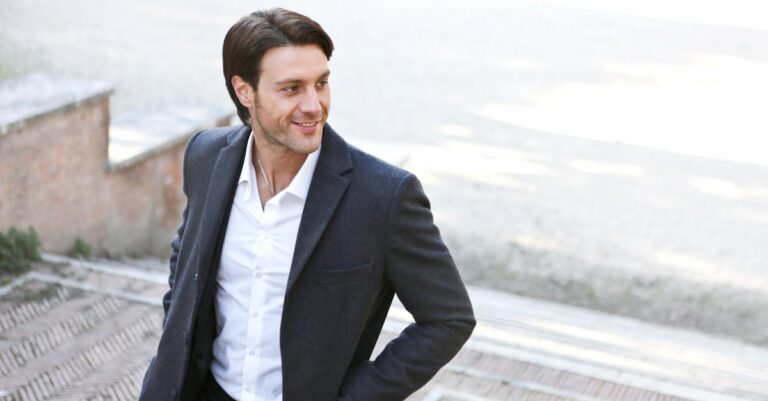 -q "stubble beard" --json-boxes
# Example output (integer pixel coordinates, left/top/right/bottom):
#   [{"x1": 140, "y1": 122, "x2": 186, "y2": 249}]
[
  {"x1": 251, "y1": 110, "x2": 324, "y2": 157},
  {"x1": 249, "y1": 96, "x2": 325, "y2": 156}
]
